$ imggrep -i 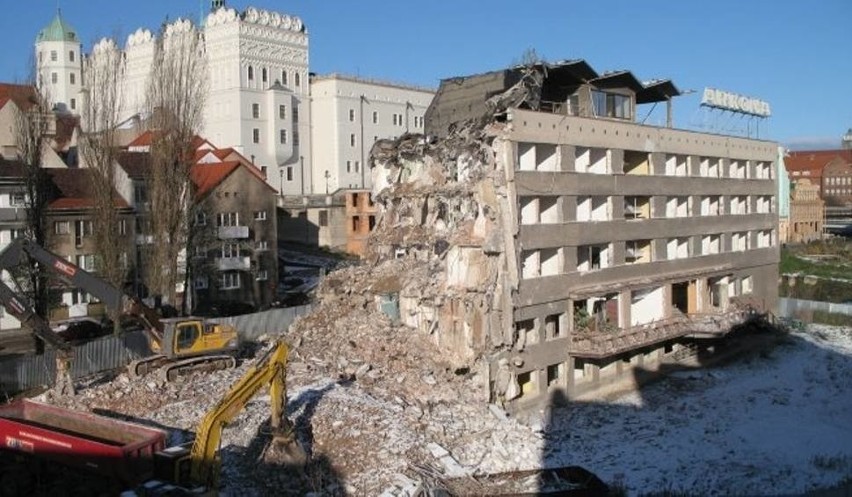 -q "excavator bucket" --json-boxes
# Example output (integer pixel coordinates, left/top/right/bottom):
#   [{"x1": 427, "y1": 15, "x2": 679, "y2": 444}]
[
  {"x1": 54, "y1": 354, "x2": 75, "y2": 397},
  {"x1": 267, "y1": 423, "x2": 308, "y2": 469}
]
